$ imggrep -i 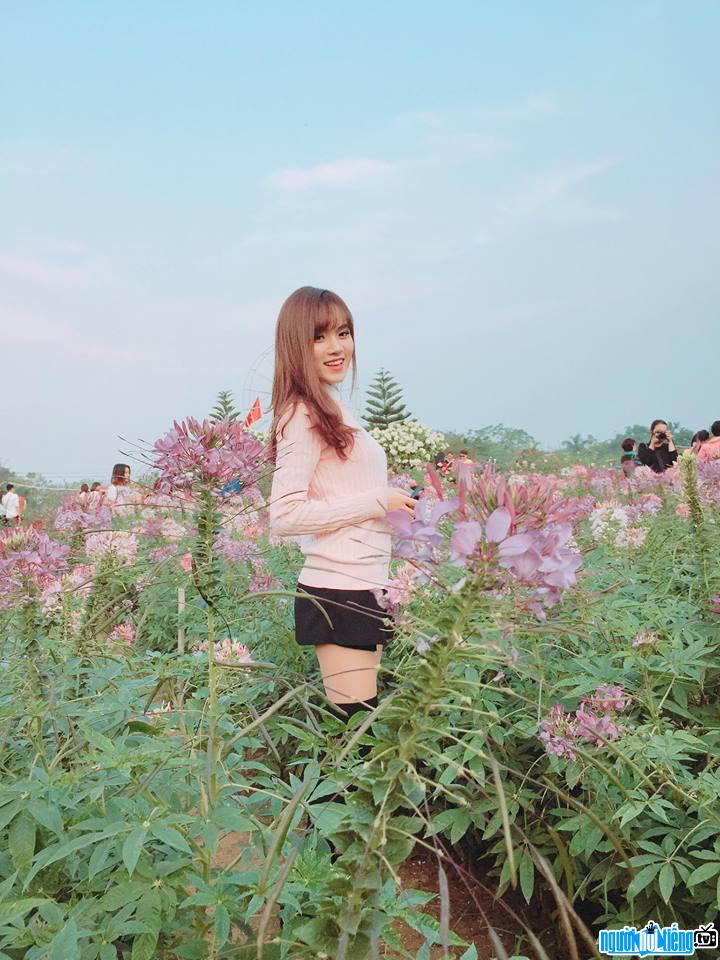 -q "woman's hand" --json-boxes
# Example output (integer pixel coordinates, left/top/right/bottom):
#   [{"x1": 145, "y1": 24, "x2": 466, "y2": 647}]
[
  {"x1": 666, "y1": 429, "x2": 676, "y2": 451},
  {"x1": 386, "y1": 488, "x2": 417, "y2": 516}
]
